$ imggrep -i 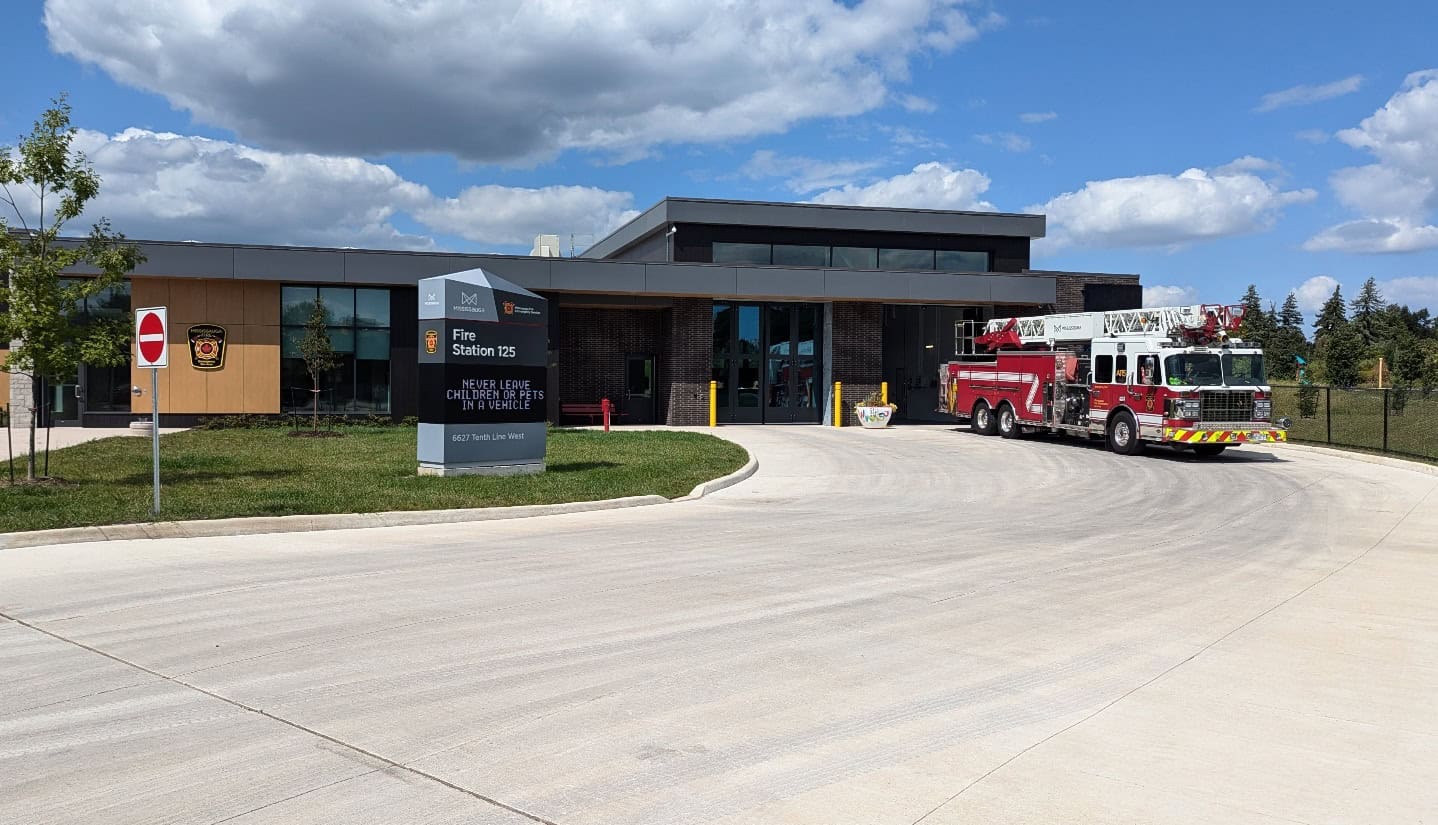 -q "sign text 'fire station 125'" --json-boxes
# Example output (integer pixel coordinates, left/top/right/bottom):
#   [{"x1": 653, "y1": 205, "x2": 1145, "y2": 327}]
[{"x1": 448, "y1": 327, "x2": 517, "y2": 359}]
